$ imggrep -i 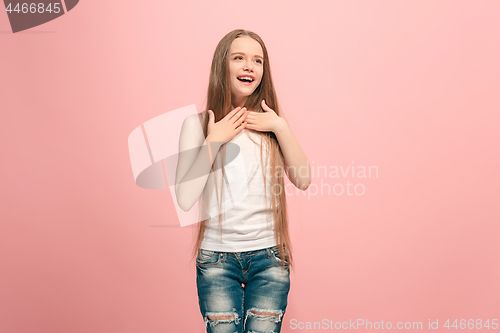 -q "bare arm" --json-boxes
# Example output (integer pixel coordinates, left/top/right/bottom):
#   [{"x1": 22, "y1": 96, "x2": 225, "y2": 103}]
[
  {"x1": 175, "y1": 114, "x2": 223, "y2": 212},
  {"x1": 274, "y1": 118, "x2": 311, "y2": 191}
]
